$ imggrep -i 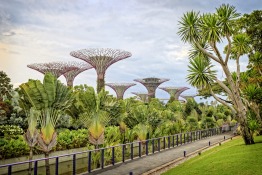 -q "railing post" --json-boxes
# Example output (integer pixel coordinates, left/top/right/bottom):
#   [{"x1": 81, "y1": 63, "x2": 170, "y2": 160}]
[
  {"x1": 101, "y1": 149, "x2": 104, "y2": 169},
  {"x1": 172, "y1": 135, "x2": 175, "y2": 147},
  {"x1": 8, "y1": 165, "x2": 12, "y2": 175},
  {"x1": 131, "y1": 143, "x2": 134, "y2": 160},
  {"x1": 55, "y1": 157, "x2": 59, "y2": 175},
  {"x1": 163, "y1": 137, "x2": 166, "y2": 149},
  {"x1": 139, "y1": 142, "x2": 142, "y2": 157},
  {"x1": 112, "y1": 147, "x2": 115, "y2": 165},
  {"x1": 184, "y1": 133, "x2": 186, "y2": 144},
  {"x1": 73, "y1": 154, "x2": 76, "y2": 175},
  {"x1": 146, "y1": 140, "x2": 149, "y2": 156},
  {"x1": 168, "y1": 136, "x2": 171, "y2": 148},
  {"x1": 158, "y1": 138, "x2": 160, "y2": 152},
  {"x1": 88, "y1": 151, "x2": 92, "y2": 173},
  {"x1": 152, "y1": 139, "x2": 155, "y2": 154},
  {"x1": 180, "y1": 133, "x2": 182, "y2": 145},
  {"x1": 184, "y1": 151, "x2": 186, "y2": 157},
  {"x1": 122, "y1": 145, "x2": 125, "y2": 162},
  {"x1": 34, "y1": 161, "x2": 38, "y2": 175},
  {"x1": 176, "y1": 135, "x2": 179, "y2": 146}
]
